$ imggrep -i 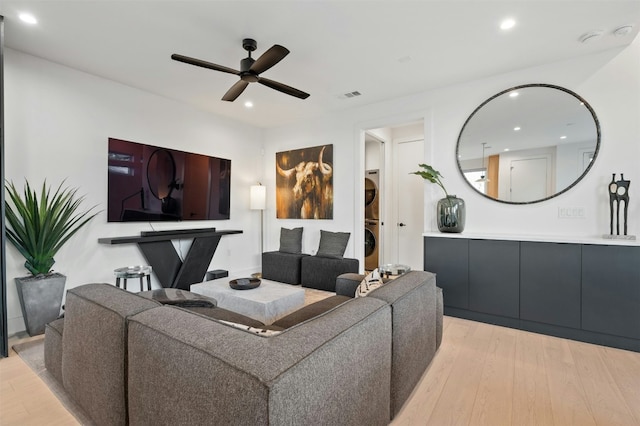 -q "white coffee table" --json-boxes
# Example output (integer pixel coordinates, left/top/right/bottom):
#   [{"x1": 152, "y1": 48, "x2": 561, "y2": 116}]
[{"x1": 190, "y1": 277, "x2": 305, "y2": 324}]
